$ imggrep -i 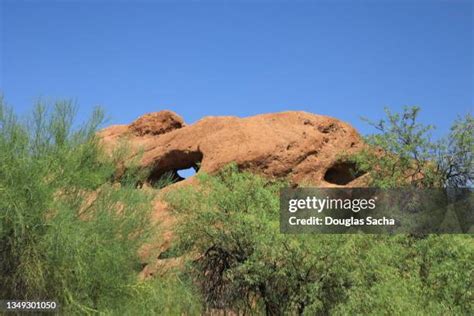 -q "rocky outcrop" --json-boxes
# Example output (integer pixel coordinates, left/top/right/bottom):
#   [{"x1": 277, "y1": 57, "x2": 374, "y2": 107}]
[
  {"x1": 129, "y1": 110, "x2": 185, "y2": 136},
  {"x1": 100, "y1": 110, "x2": 368, "y2": 279},
  {"x1": 99, "y1": 111, "x2": 365, "y2": 186}
]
